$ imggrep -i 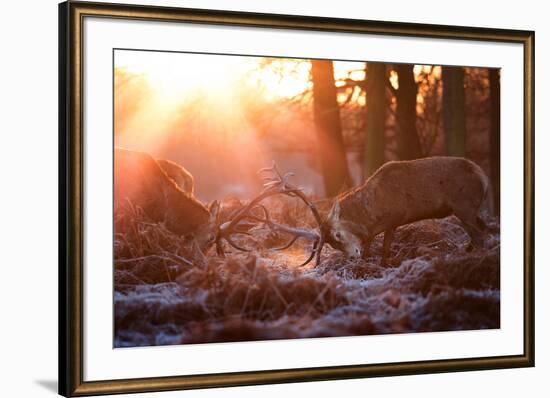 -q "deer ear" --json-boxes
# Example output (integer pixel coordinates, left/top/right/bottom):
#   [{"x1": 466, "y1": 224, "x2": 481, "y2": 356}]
[{"x1": 208, "y1": 200, "x2": 220, "y2": 221}]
